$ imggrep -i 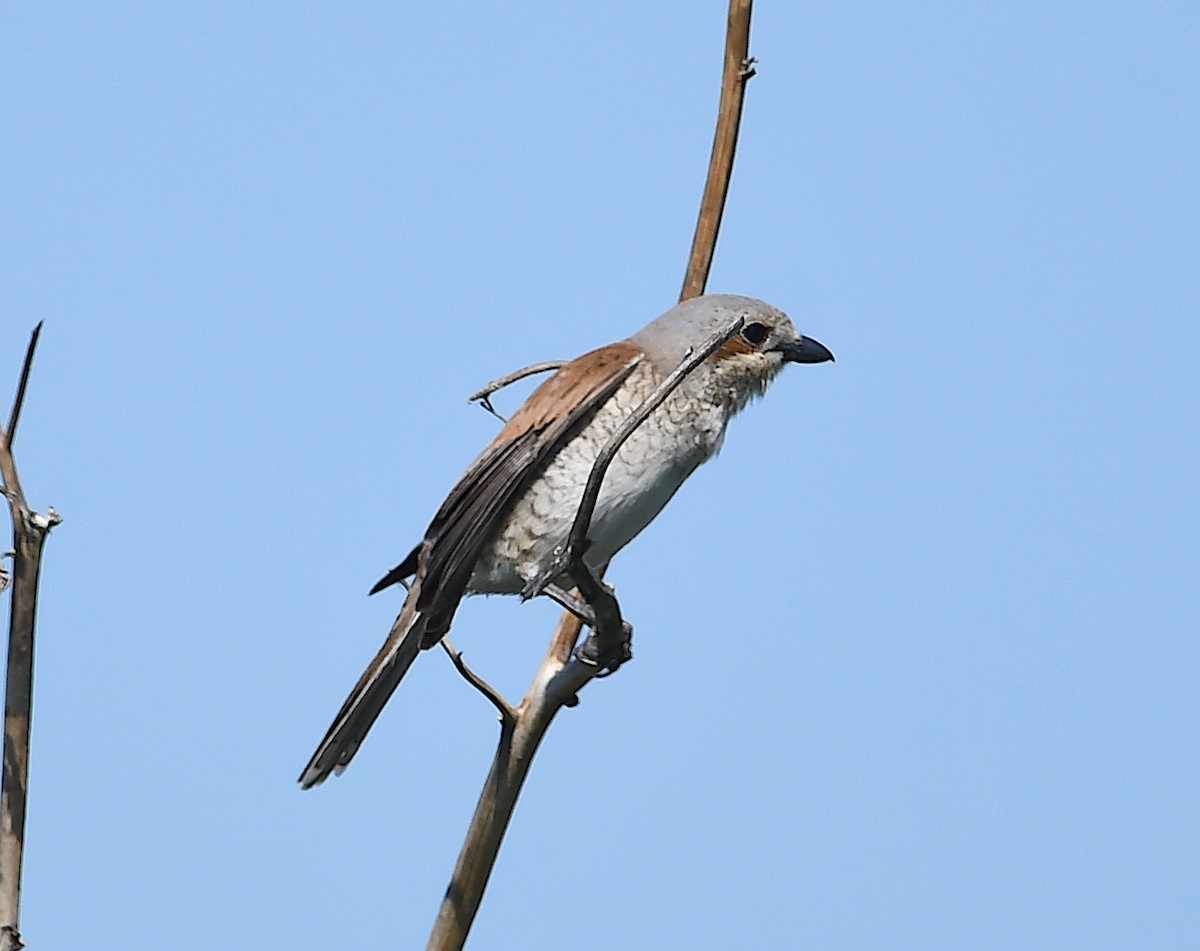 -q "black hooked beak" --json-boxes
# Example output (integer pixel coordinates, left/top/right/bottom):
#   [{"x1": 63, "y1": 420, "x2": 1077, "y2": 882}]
[{"x1": 774, "y1": 335, "x2": 835, "y2": 364}]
